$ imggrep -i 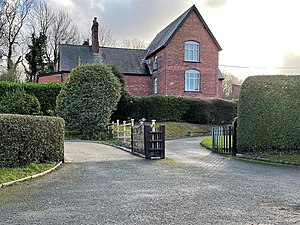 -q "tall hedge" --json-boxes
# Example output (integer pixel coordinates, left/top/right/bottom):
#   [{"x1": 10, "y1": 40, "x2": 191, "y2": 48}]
[
  {"x1": 237, "y1": 75, "x2": 300, "y2": 154},
  {"x1": 112, "y1": 94, "x2": 237, "y2": 124},
  {"x1": 138, "y1": 95, "x2": 190, "y2": 122},
  {"x1": 0, "y1": 82, "x2": 63, "y2": 115},
  {"x1": 56, "y1": 64, "x2": 121, "y2": 135},
  {"x1": 0, "y1": 114, "x2": 64, "y2": 167}
]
